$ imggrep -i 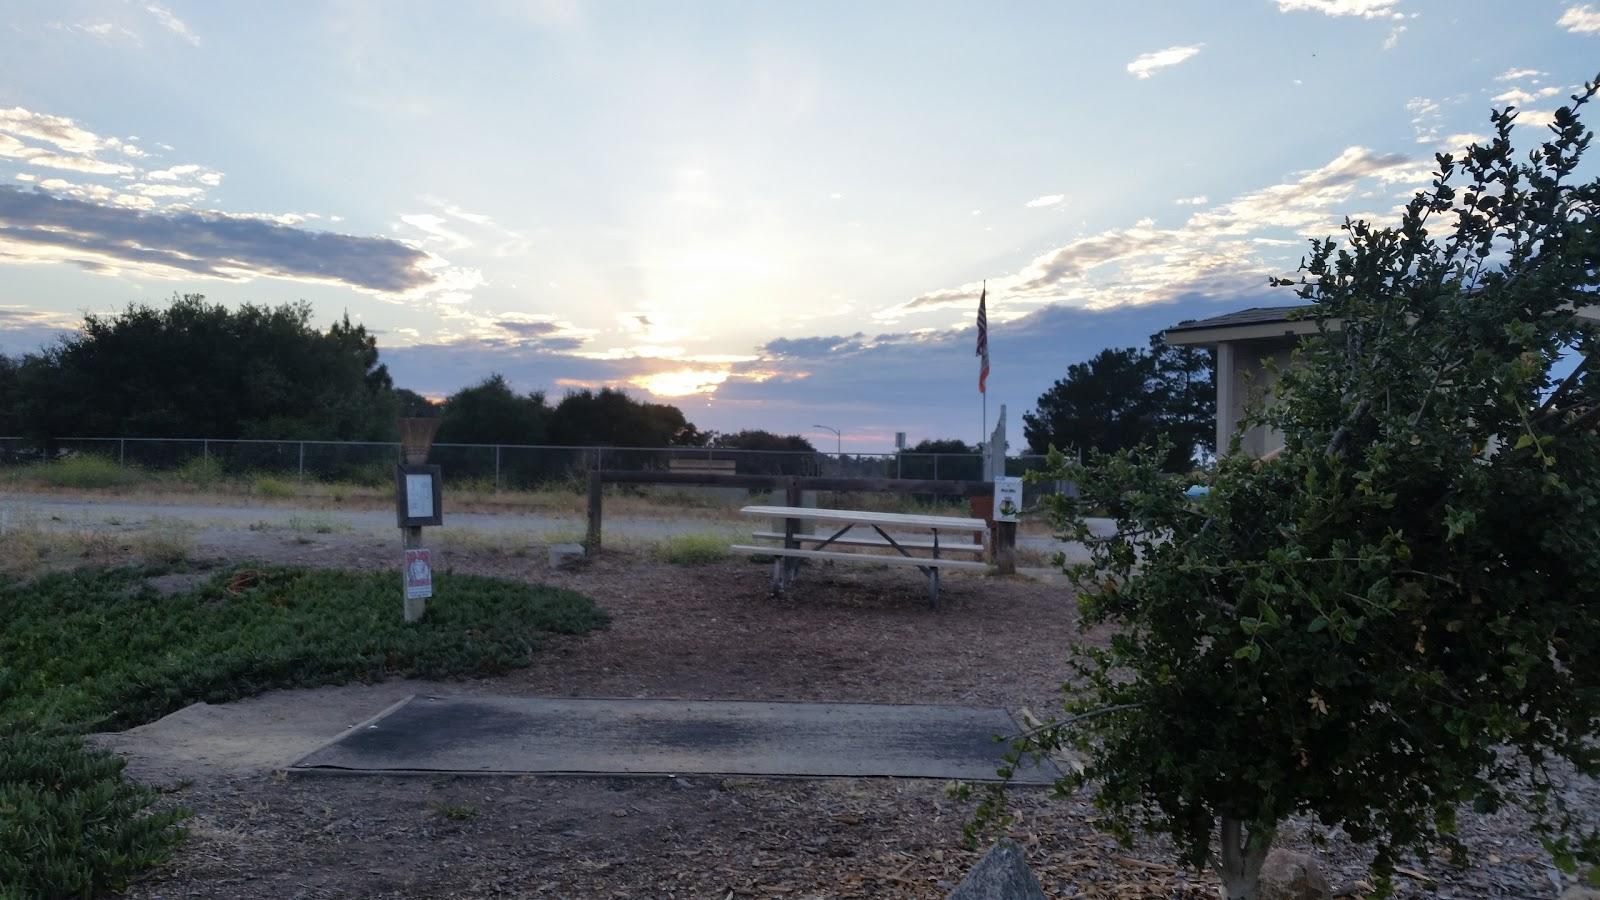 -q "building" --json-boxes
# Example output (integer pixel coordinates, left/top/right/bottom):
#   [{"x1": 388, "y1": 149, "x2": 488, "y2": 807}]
[{"x1": 1162, "y1": 306, "x2": 1325, "y2": 459}]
